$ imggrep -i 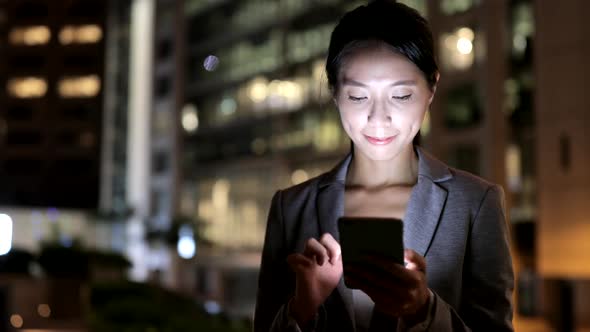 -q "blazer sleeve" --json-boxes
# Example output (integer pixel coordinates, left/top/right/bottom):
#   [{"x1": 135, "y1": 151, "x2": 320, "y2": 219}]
[
  {"x1": 253, "y1": 190, "x2": 299, "y2": 332},
  {"x1": 422, "y1": 184, "x2": 515, "y2": 332}
]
